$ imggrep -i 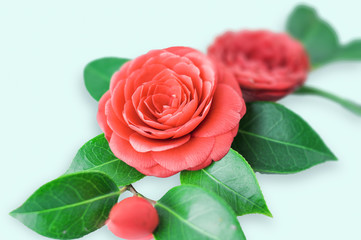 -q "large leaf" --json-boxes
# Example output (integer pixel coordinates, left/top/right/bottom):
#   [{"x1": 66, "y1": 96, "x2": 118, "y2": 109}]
[
  {"x1": 10, "y1": 172, "x2": 121, "y2": 239},
  {"x1": 66, "y1": 134, "x2": 144, "y2": 186},
  {"x1": 286, "y1": 4, "x2": 339, "y2": 67},
  {"x1": 286, "y1": 4, "x2": 361, "y2": 67},
  {"x1": 180, "y1": 149, "x2": 271, "y2": 217},
  {"x1": 154, "y1": 185, "x2": 246, "y2": 240},
  {"x1": 232, "y1": 102, "x2": 337, "y2": 173},
  {"x1": 84, "y1": 57, "x2": 129, "y2": 101}
]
